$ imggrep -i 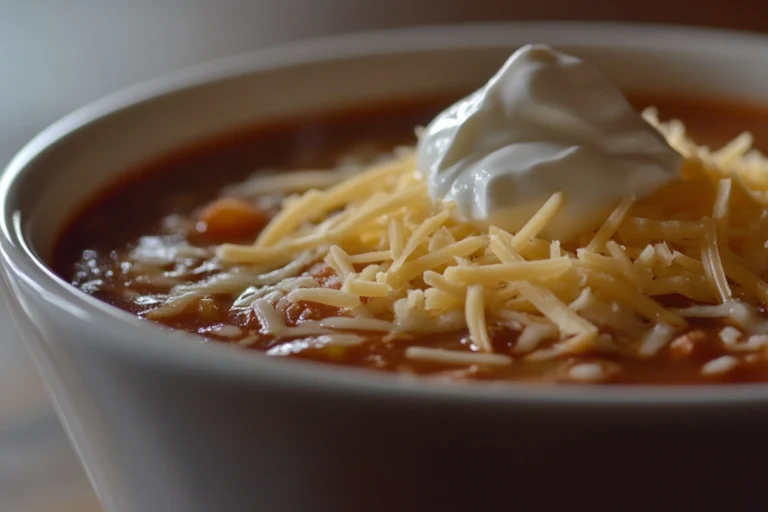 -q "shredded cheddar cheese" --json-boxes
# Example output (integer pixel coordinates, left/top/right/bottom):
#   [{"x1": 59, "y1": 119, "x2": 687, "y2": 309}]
[{"x1": 145, "y1": 109, "x2": 768, "y2": 363}]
